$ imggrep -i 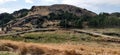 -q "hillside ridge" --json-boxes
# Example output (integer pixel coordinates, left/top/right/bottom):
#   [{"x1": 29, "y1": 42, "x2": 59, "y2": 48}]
[{"x1": 7, "y1": 4, "x2": 97, "y2": 28}]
